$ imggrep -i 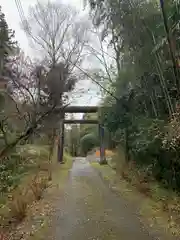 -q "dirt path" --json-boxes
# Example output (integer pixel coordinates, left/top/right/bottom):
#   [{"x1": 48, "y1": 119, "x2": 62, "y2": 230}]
[{"x1": 48, "y1": 158, "x2": 175, "y2": 240}]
